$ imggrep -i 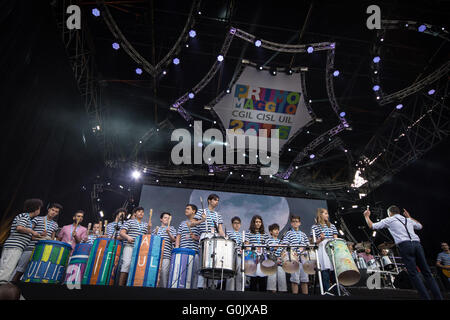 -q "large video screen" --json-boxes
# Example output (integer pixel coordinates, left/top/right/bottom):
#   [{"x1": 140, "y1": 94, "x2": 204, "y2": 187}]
[{"x1": 140, "y1": 185, "x2": 328, "y2": 237}]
